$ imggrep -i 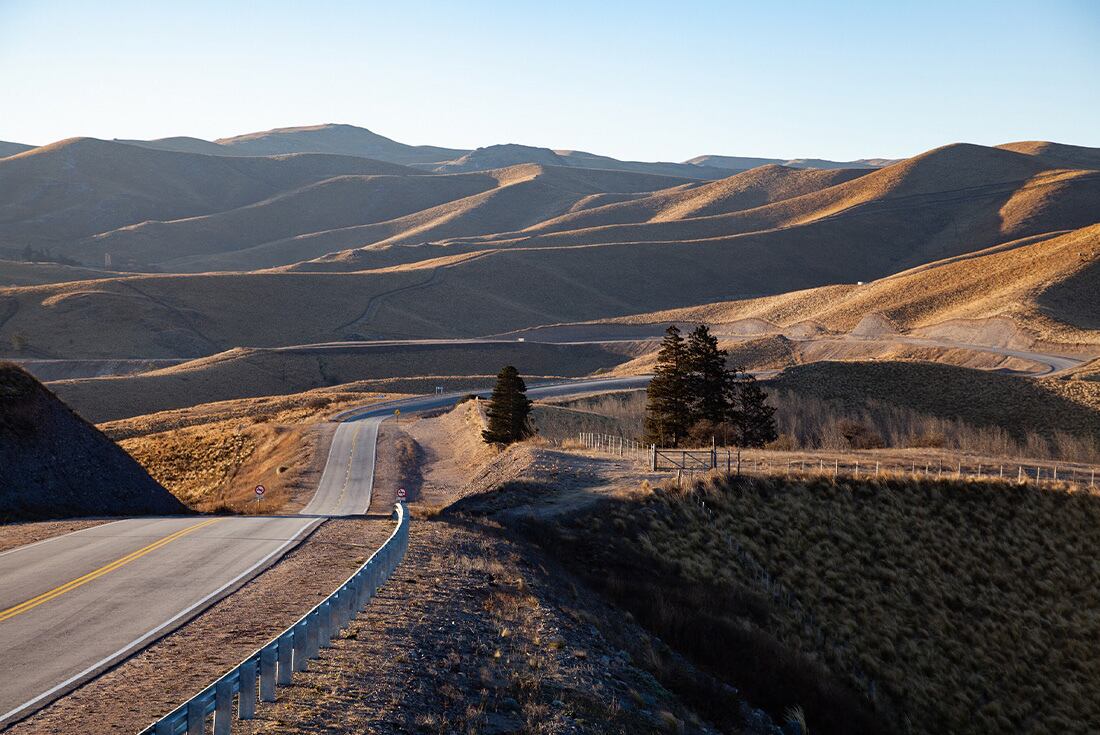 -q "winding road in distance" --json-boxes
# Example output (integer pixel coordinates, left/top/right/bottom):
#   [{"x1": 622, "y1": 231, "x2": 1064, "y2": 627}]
[{"x1": 0, "y1": 376, "x2": 648, "y2": 729}]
